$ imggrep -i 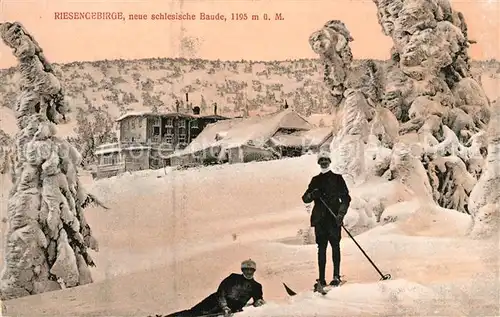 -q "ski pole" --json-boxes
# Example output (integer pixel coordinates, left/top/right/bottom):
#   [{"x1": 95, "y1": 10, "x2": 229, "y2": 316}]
[{"x1": 318, "y1": 197, "x2": 391, "y2": 281}]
